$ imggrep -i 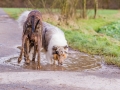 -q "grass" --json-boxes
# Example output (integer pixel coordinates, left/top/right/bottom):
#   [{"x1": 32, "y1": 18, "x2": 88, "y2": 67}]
[
  {"x1": 3, "y1": 8, "x2": 120, "y2": 67},
  {"x1": 97, "y1": 21, "x2": 120, "y2": 40},
  {"x1": 3, "y1": 8, "x2": 27, "y2": 19},
  {"x1": 64, "y1": 30, "x2": 120, "y2": 56},
  {"x1": 3, "y1": 8, "x2": 60, "y2": 19}
]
